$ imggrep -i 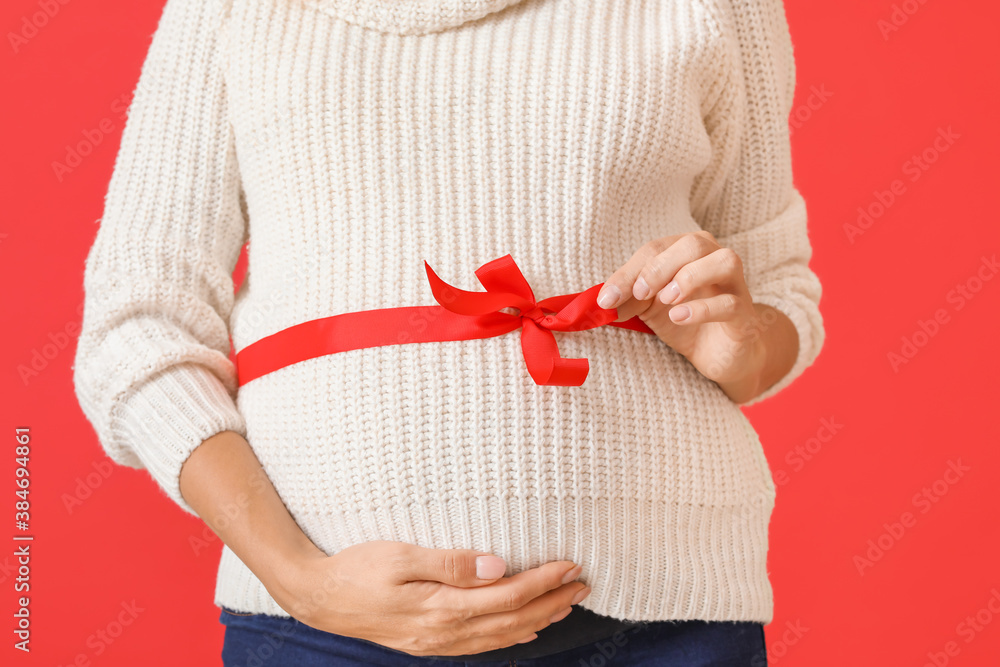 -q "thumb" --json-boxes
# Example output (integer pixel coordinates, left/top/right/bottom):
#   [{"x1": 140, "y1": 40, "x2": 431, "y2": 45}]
[{"x1": 401, "y1": 546, "x2": 507, "y2": 587}]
